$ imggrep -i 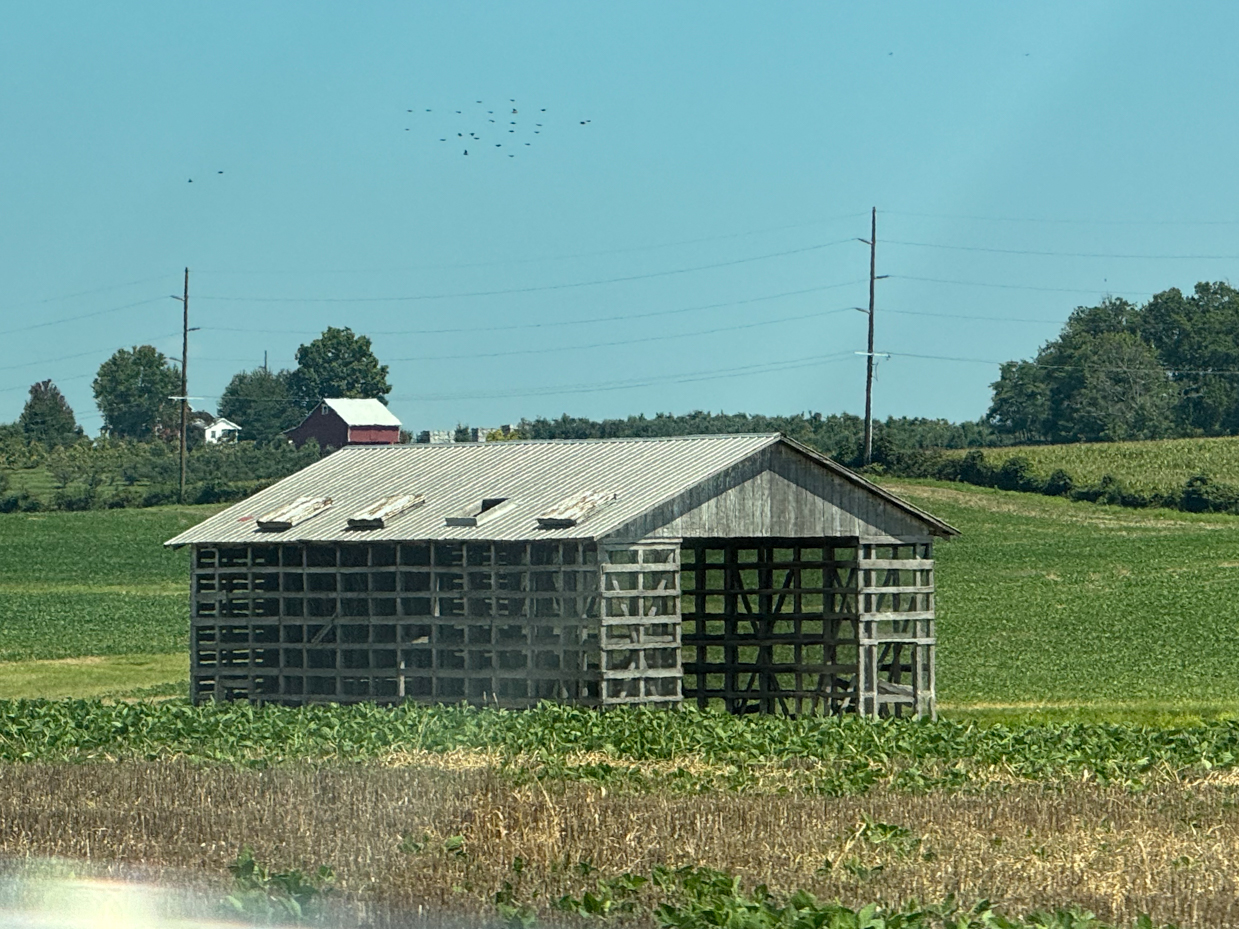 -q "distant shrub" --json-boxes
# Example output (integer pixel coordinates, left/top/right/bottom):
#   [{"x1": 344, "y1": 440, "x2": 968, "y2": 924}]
[
  {"x1": 1180, "y1": 475, "x2": 1239, "y2": 514},
  {"x1": 142, "y1": 485, "x2": 179, "y2": 507},
  {"x1": 995, "y1": 456, "x2": 1040, "y2": 493},
  {"x1": 1044, "y1": 468, "x2": 1074, "y2": 497}
]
